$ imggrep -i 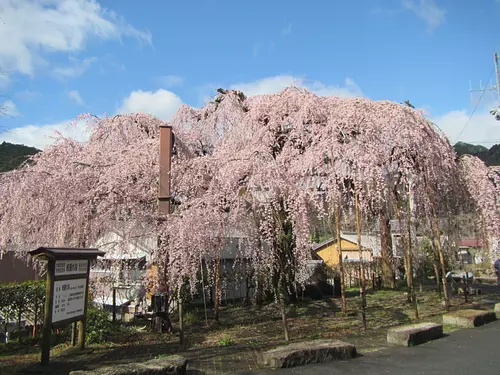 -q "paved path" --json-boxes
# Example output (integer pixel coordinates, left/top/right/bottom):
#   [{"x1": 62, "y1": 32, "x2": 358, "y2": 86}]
[{"x1": 240, "y1": 319, "x2": 500, "y2": 375}]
